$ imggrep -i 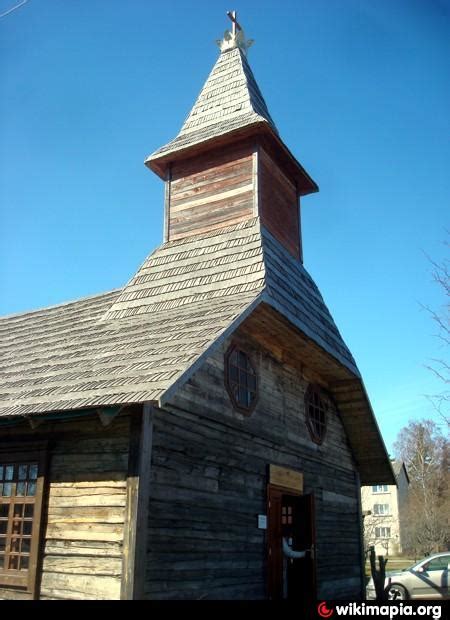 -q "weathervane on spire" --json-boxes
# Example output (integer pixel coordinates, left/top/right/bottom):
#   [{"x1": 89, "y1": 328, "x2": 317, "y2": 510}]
[{"x1": 216, "y1": 10, "x2": 254, "y2": 56}]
